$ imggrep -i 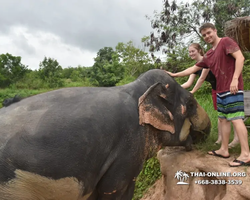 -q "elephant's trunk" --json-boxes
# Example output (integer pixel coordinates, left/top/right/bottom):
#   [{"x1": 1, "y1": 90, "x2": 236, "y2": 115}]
[{"x1": 189, "y1": 104, "x2": 211, "y2": 143}]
